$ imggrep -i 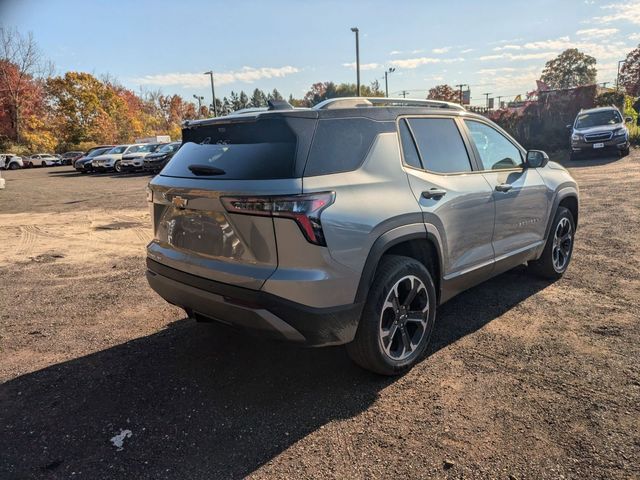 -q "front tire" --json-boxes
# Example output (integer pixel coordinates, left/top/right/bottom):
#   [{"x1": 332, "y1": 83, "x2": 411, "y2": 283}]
[
  {"x1": 346, "y1": 255, "x2": 437, "y2": 376},
  {"x1": 529, "y1": 206, "x2": 575, "y2": 280},
  {"x1": 8, "y1": 162, "x2": 19, "y2": 170},
  {"x1": 114, "y1": 161, "x2": 122, "y2": 173}
]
